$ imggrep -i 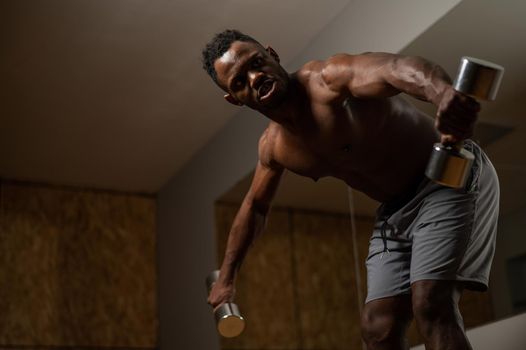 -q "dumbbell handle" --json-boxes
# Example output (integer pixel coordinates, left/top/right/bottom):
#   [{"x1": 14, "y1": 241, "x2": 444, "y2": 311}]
[{"x1": 206, "y1": 270, "x2": 245, "y2": 338}]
